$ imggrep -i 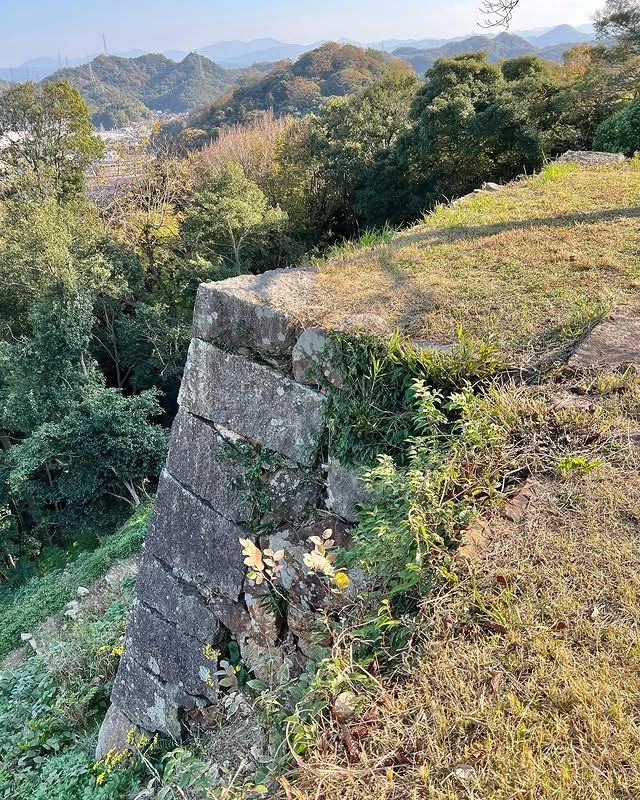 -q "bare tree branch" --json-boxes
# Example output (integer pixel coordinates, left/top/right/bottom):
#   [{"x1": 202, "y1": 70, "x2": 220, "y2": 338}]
[{"x1": 479, "y1": 0, "x2": 521, "y2": 28}]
